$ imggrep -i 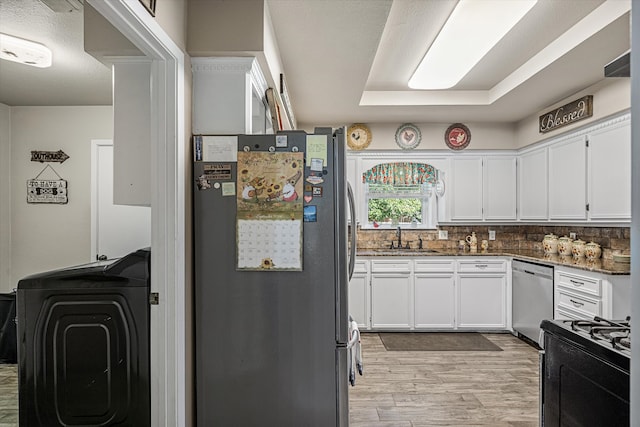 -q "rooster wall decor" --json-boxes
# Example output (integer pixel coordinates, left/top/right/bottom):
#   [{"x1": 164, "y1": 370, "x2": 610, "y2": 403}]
[{"x1": 394, "y1": 123, "x2": 422, "y2": 150}]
